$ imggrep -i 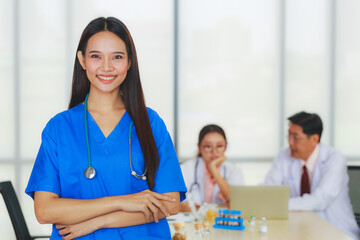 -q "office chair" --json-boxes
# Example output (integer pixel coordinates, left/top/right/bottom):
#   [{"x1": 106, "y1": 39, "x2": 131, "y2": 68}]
[
  {"x1": 348, "y1": 166, "x2": 360, "y2": 227},
  {"x1": 0, "y1": 181, "x2": 49, "y2": 240}
]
